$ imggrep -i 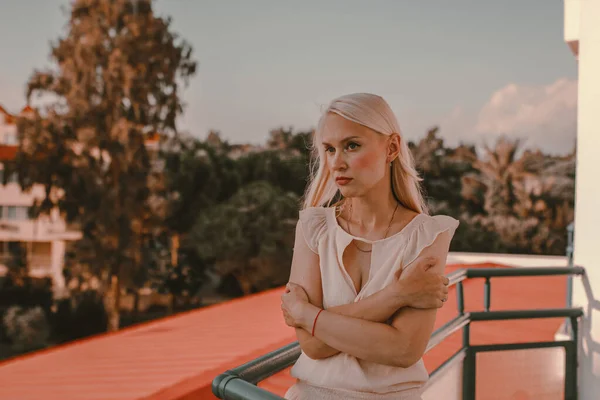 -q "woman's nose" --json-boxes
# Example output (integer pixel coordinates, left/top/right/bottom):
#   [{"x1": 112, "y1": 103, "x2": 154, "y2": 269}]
[{"x1": 332, "y1": 153, "x2": 346, "y2": 170}]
